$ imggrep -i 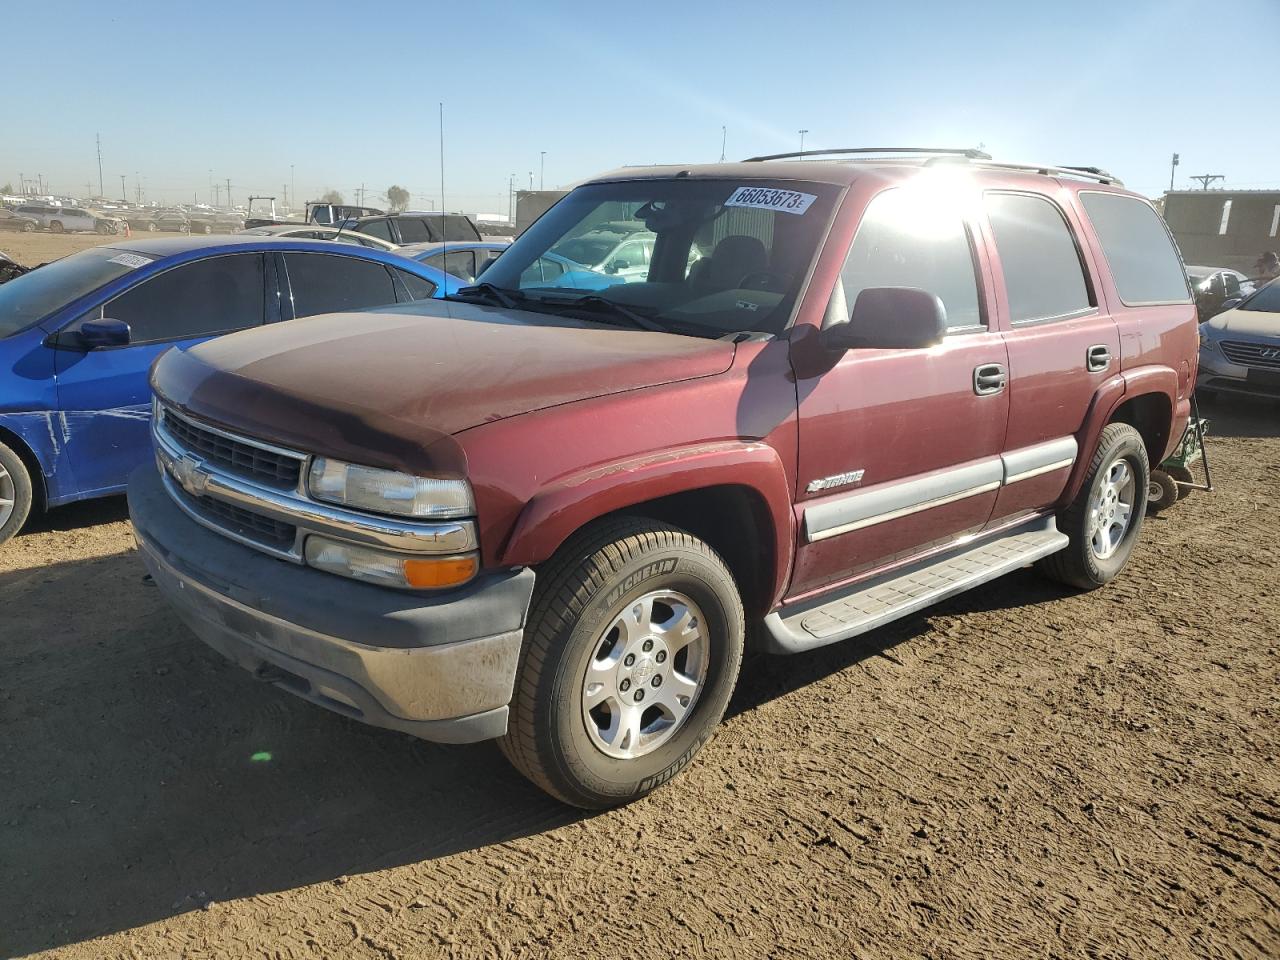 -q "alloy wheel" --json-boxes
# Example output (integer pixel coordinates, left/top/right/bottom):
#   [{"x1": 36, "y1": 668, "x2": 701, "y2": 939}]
[
  {"x1": 1089, "y1": 458, "x2": 1135, "y2": 560},
  {"x1": 581, "y1": 590, "x2": 709, "y2": 759}
]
